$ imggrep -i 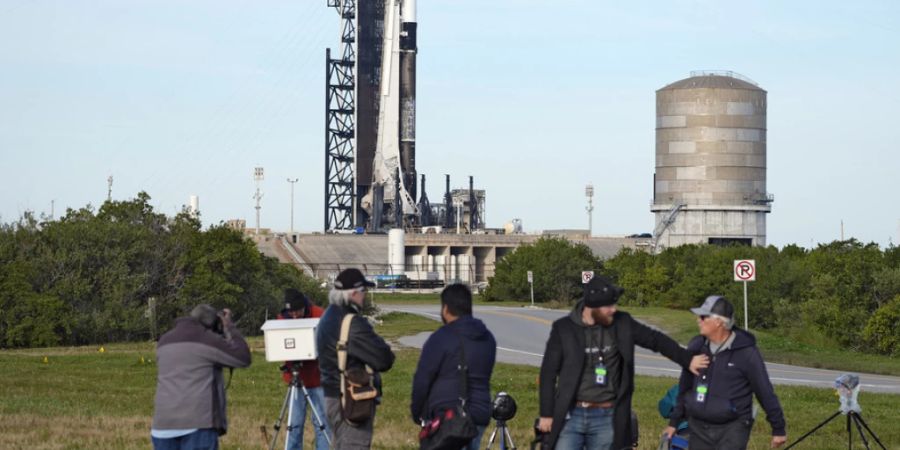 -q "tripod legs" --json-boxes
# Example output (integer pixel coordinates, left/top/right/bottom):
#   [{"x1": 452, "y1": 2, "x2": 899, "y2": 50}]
[
  {"x1": 487, "y1": 421, "x2": 516, "y2": 450},
  {"x1": 269, "y1": 383, "x2": 332, "y2": 450},
  {"x1": 784, "y1": 411, "x2": 885, "y2": 450}
]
